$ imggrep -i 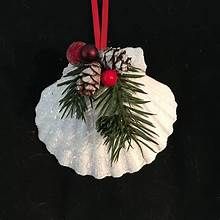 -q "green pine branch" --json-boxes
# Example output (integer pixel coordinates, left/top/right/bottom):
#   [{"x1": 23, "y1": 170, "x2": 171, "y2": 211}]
[
  {"x1": 57, "y1": 47, "x2": 158, "y2": 164},
  {"x1": 95, "y1": 70, "x2": 158, "y2": 163},
  {"x1": 57, "y1": 65, "x2": 88, "y2": 120}
]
